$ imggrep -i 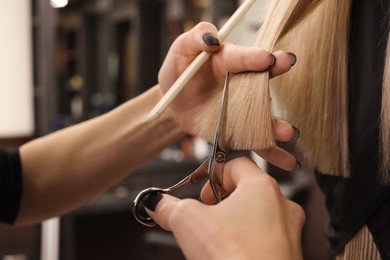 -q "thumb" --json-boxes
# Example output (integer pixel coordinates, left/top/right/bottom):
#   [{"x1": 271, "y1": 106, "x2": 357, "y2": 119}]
[{"x1": 143, "y1": 192, "x2": 180, "y2": 231}]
